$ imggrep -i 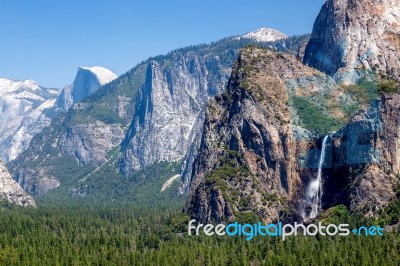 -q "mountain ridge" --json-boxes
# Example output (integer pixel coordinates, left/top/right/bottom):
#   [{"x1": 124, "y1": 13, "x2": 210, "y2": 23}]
[
  {"x1": 237, "y1": 28, "x2": 287, "y2": 42},
  {"x1": 7, "y1": 33, "x2": 309, "y2": 200}
]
